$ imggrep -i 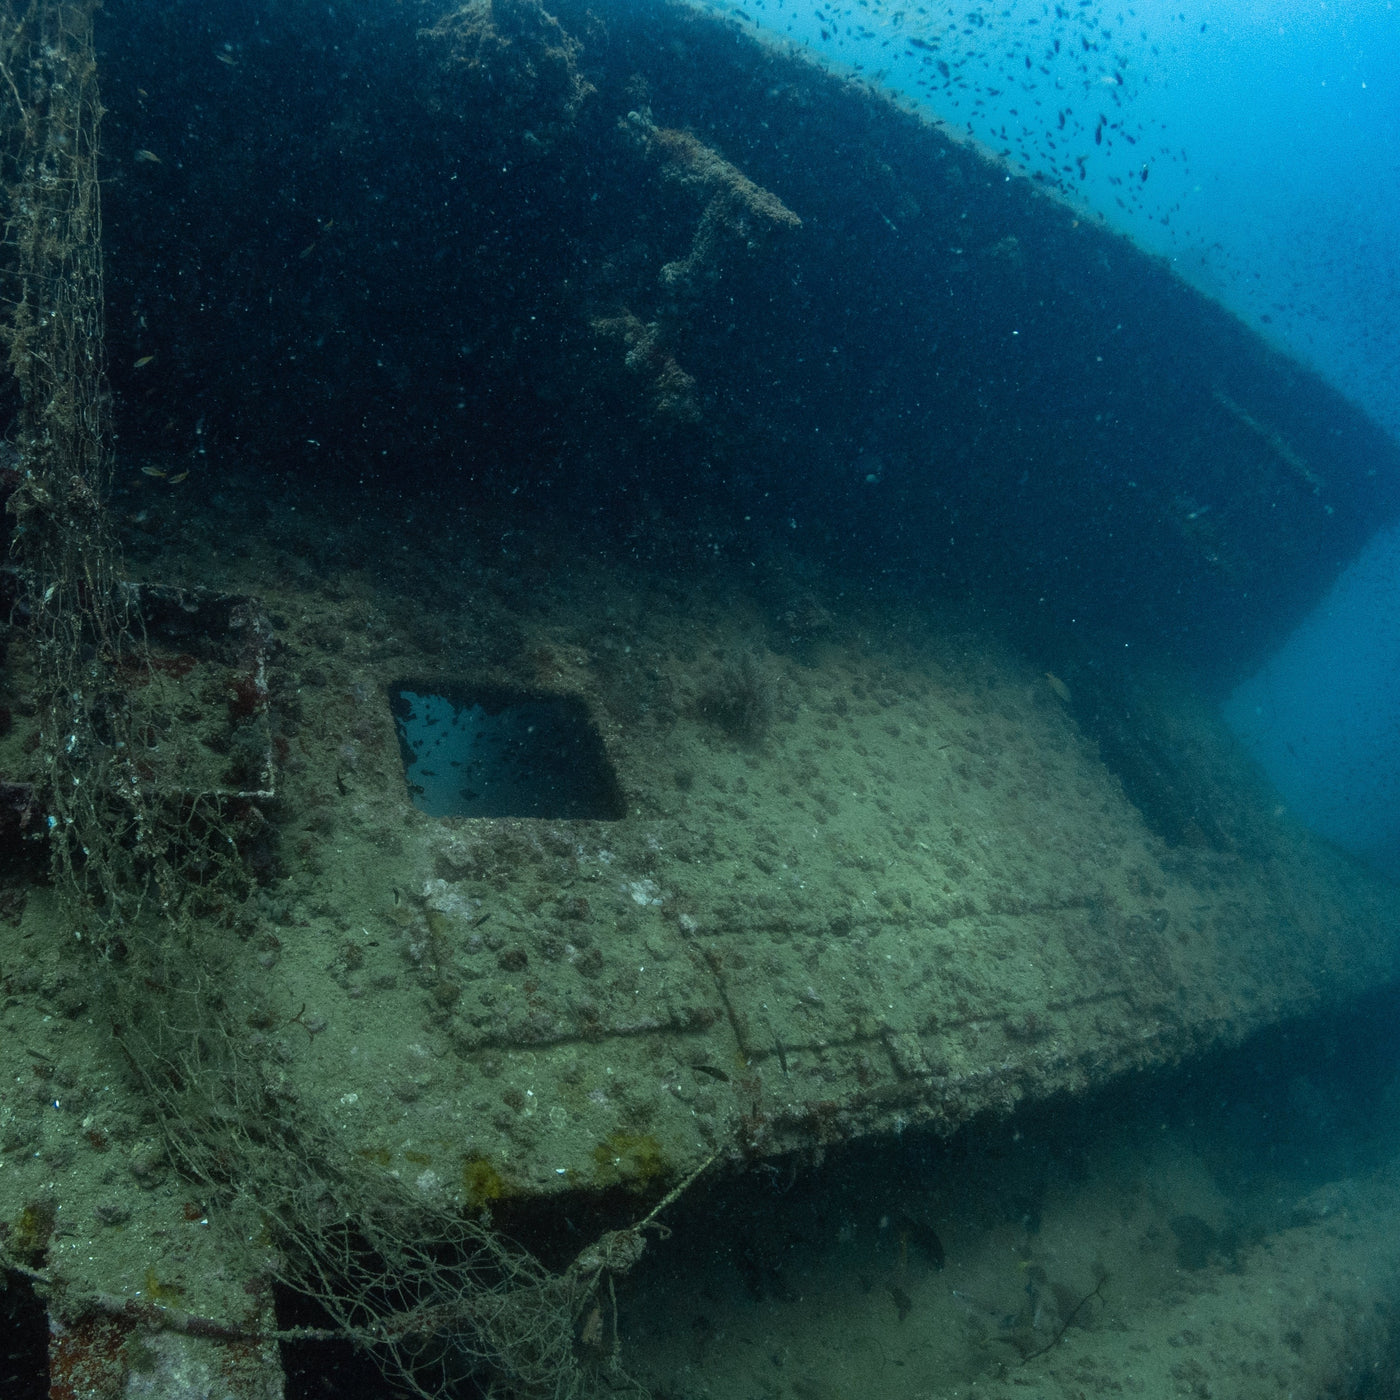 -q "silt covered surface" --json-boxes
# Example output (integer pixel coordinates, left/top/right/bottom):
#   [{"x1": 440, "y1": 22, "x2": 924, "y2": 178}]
[{"x1": 3, "y1": 474, "x2": 1399, "y2": 1338}]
